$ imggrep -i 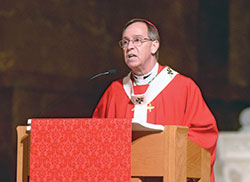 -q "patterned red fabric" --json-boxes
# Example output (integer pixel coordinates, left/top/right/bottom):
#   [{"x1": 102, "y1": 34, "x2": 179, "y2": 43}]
[{"x1": 30, "y1": 118, "x2": 131, "y2": 182}]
